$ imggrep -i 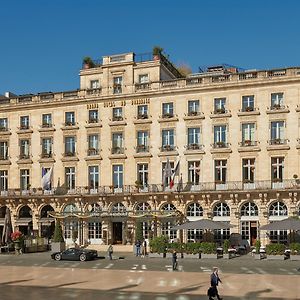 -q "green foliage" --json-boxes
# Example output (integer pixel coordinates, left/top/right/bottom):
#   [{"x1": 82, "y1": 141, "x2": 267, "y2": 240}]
[
  {"x1": 135, "y1": 222, "x2": 144, "y2": 242},
  {"x1": 152, "y1": 46, "x2": 163, "y2": 56},
  {"x1": 149, "y1": 235, "x2": 168, "y2": 254},
  {"x1": 200, "y1": 242, "x2": 217, "y2": 254},
  {"x1": 255, "y1": 240, "x2": 261, "y2": 254},
  {"x1": 290, "y1": 243, "x2": 300, "y2": 255},
  {"x1": 83, "y1": 56, "x2": 95, "y2": 68},
  {"x1": 223, "y1": 239, "x2": 230, "y2": 254},
  {"x1": 167, "y1": 242, "x2": 185, "y2": 253},
  {"x1": 265, "y1": 243, "x2": 285, "y2": 255},
  {"x1": 185, "y1": 242, "x2": 202, "y2": 254},
  {"x1": 53, "y1": 221, "x2": 65, "y2": 243}
]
